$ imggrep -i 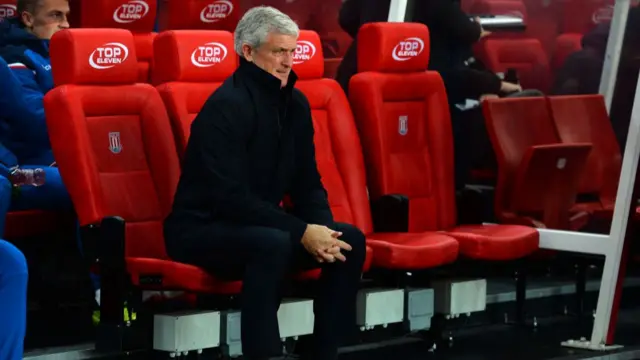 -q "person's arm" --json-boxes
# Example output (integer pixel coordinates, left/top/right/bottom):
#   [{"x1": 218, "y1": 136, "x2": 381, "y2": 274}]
[
  {"x1": 0, "y1": 63, "x2": 50, "y2": 146},
  {"x1": 288, "y1": 93, "x2": 334, "y2": 227},
  {"x1": 423, "y1": 0, "x2": 482, "y2": 46},
  {"x1": 190, "y1": 98, "x2": 309, "y2": 241}
]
